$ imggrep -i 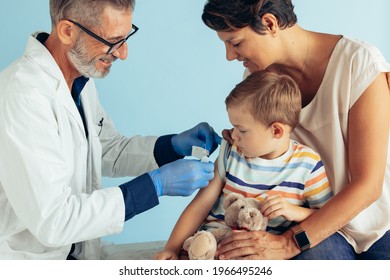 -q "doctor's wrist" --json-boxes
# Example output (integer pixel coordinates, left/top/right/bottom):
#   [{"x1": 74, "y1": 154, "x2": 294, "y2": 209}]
[
  {"x1": 119, "y1": 173, "x2": 160, "y2": 221},
  {"x1": 148, "y1": 169, "x2": 163, "y2": 197},
  {"x1": 154, "y1": 134, "x2": 183, "y2": 167}
]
